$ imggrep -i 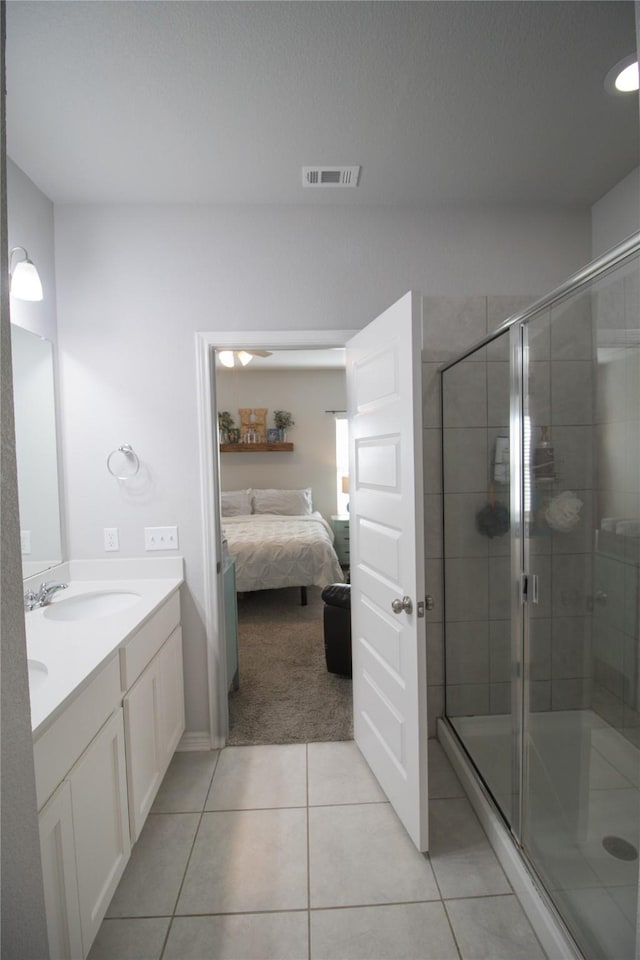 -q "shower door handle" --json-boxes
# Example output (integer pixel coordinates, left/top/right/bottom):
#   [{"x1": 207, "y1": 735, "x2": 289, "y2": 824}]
[{"x1": 522, "y1": 574, "x2": 539, "y2": 605}]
